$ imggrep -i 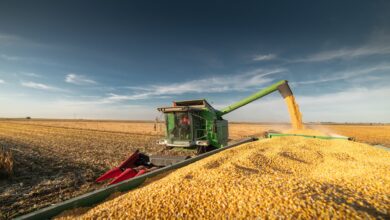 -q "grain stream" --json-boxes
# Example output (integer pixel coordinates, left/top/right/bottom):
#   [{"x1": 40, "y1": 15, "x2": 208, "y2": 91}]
[{"x1": 284, "y1": 95, "x2": 304, "y2": 129}]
